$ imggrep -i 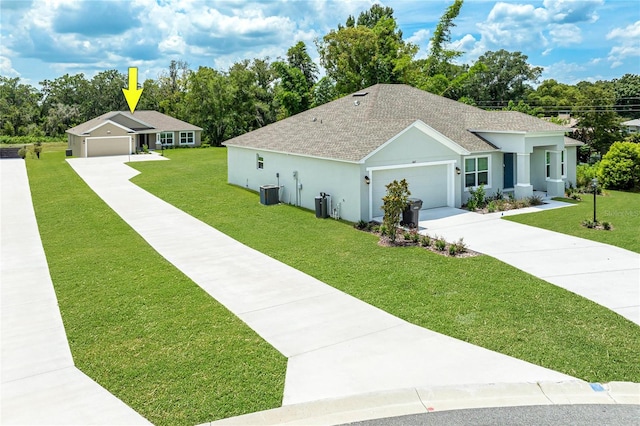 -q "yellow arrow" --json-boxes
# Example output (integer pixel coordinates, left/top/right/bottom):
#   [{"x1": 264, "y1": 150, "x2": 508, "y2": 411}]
[{"x1": 122, "y1": 67, "x2": 143, "y2": 113}]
